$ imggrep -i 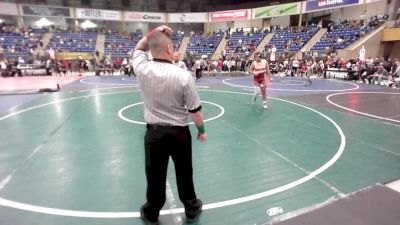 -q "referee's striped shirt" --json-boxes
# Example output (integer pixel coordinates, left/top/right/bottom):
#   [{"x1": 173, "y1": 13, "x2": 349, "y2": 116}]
[{"x1": 133, "y1": 50, "x2": 202, "y2": 127}]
